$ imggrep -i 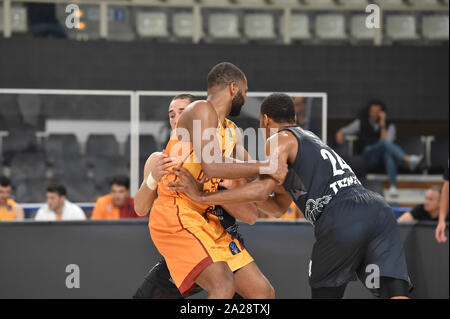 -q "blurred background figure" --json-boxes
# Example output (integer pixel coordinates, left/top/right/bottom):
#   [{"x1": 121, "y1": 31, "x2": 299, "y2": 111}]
[
  {"x1": 34, "y1": 184, "x2": 86, "y2": 221},
  {"x1": 398, "y1": 186, "x2": 445, "y2": 222},
  {"x1": 91, "y1": 176, "x2": 143, "y2": 220},
  {"x1": 336, "y1": 99, "x2": 422, "y2": 197},
  {"x1": 0, "y1": 176, "x2": 24, "y2": 221},
  {"x1": 293, "y1": 97, "x2": 318, "y2": 135},
  {"x1": 26, "y1": 2, "x2": 67, "y2": 38},
  {"x1": 436, "y1": 162, "x2": 449, "y2": 243}
]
